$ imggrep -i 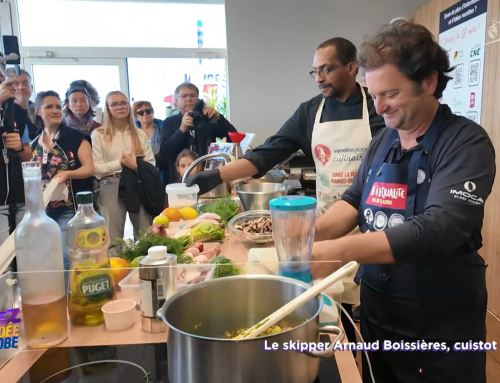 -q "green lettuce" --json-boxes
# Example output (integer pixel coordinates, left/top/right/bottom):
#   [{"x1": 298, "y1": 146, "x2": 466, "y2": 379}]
[
  {"x1": 192, "y1": 222, "x2": 226, "y2": 242},
  {"x1": 173, "y1": 228, "x2": 194, "y2": 248}
]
